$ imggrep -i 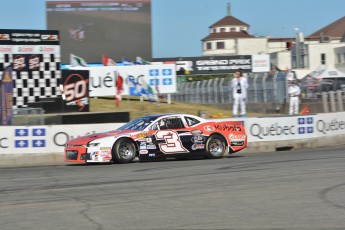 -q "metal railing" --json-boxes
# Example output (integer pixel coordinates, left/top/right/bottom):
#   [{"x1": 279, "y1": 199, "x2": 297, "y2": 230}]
[{"x1": 11, "y1": 108, "x2": 45, "y2": 126}]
